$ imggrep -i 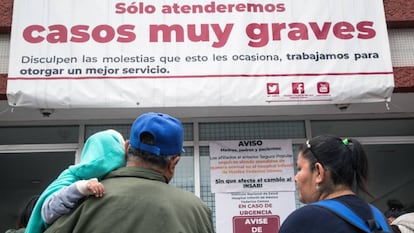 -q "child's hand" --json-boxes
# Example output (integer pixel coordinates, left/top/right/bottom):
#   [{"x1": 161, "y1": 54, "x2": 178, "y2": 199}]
[{"x1": 87, "y1": 179, "x2": 105, "y2": 197}]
